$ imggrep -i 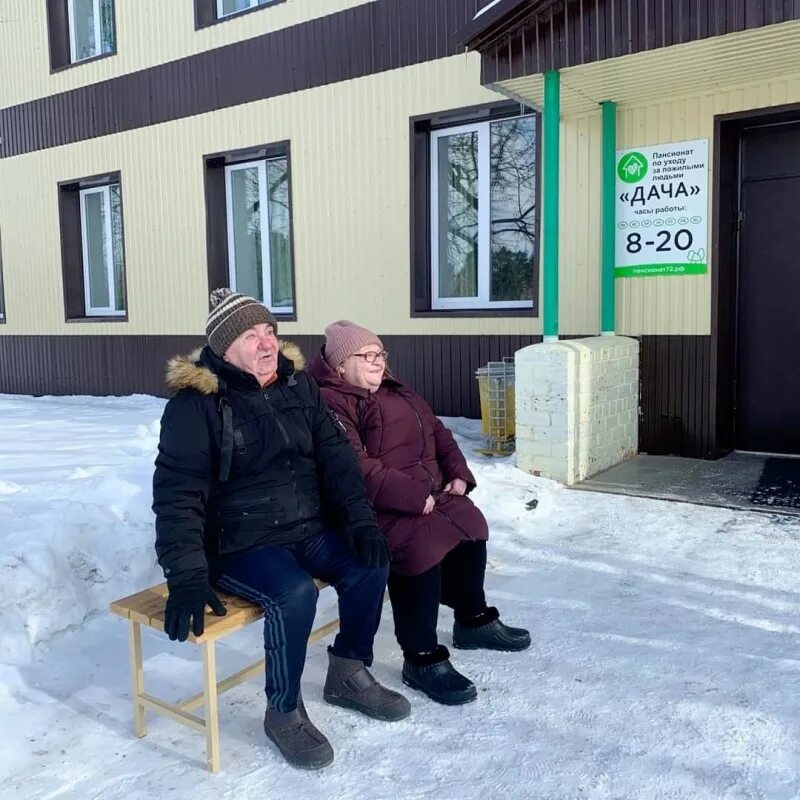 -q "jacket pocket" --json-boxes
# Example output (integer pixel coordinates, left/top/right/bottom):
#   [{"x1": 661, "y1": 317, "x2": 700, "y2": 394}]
[
  {"x1": 233, "y1": 420, "x2": 262, "y2": 447},
  {"x1": 217, "y1": 494, "x2": 286, "y2": 522},
  {"x1": 223, "y1": 495, "x2": 276, "y2": 512}
]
